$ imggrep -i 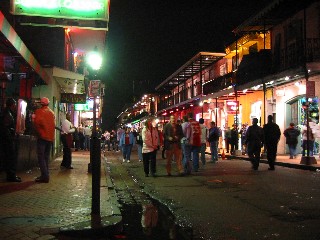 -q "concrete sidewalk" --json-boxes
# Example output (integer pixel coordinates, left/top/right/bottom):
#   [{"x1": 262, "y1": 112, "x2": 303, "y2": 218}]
[{"x1": 0, "y1": 151, "x2": 122, "y2": 240}]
